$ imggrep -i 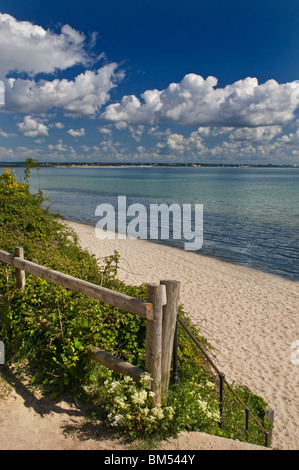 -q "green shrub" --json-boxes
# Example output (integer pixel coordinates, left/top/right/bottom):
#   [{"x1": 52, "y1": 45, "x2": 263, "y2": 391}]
[{"x1": 0, "y1": 164, "x2": 272, "y2": 446}]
